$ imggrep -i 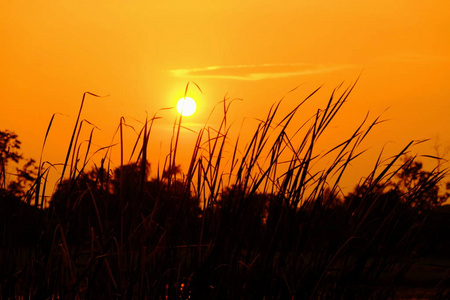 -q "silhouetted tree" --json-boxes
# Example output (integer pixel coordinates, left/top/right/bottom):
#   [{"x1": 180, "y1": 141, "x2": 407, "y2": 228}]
[
  {"x1": 0, "y1": 130, "x2": 37, "y2": 198},
  {"x1": 0, "y1": 130, "x2": 42, "y2": 249},
  {"x1": 392, "y1": 156, "x2": 449, "y2": 210},
  {"x1": 49, "y1": 167, "x2": 113, "y2": 247},
  {"x1": 0, "y1": 130, "x2": 22, "y2": 186}
]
